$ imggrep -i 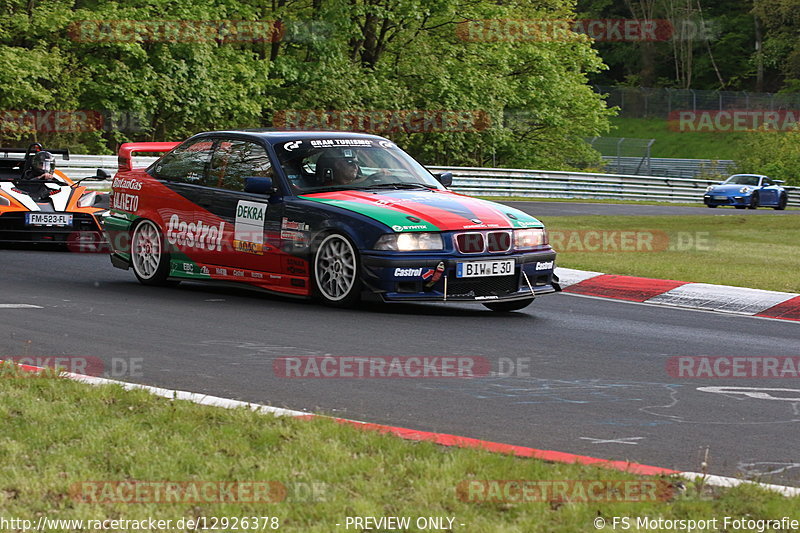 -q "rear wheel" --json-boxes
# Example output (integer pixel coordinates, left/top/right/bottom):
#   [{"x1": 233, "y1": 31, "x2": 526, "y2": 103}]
[
  {"x1": 748, "y1": 193, "x2": 759, "y2": 209},
  {"x1": 131, "y1": 220, "x2": 176, "y2": 286},
  {"x1": 483, "y1": 298, "x2": 534, "y2": 312},
  {"x1": 313, "y1": 233, "x2": 361, "y2": 307},
  {"x1": 775, "y1": 194, "x2": 788, "y2": 210}
]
